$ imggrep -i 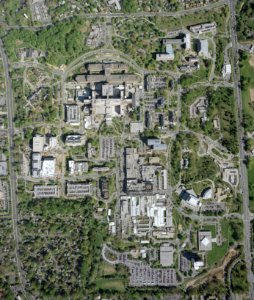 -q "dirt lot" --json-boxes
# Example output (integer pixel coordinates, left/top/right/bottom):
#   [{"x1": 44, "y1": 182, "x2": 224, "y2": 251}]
[
  {"x1": 249, "y1": 55, "x2": 254, "y2": 68},
  {"x1": 250, "y1": 89, "x2": 254, "y2": 102}
]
